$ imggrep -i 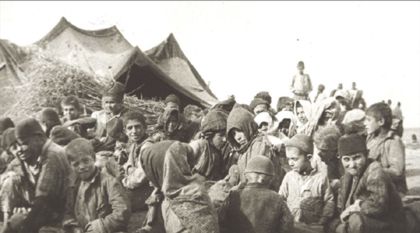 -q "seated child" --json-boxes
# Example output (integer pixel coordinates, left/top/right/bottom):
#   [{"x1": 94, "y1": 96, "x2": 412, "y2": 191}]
[
  {"x1": 223, "y1": 155, "x2": 293, "y2": 233},
  {"x1": 63, "y1": 138, "x2": 130, "y2": 233},
  {"x1": 279, "y1": 134, "x2": 335, "y2": 228}
]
